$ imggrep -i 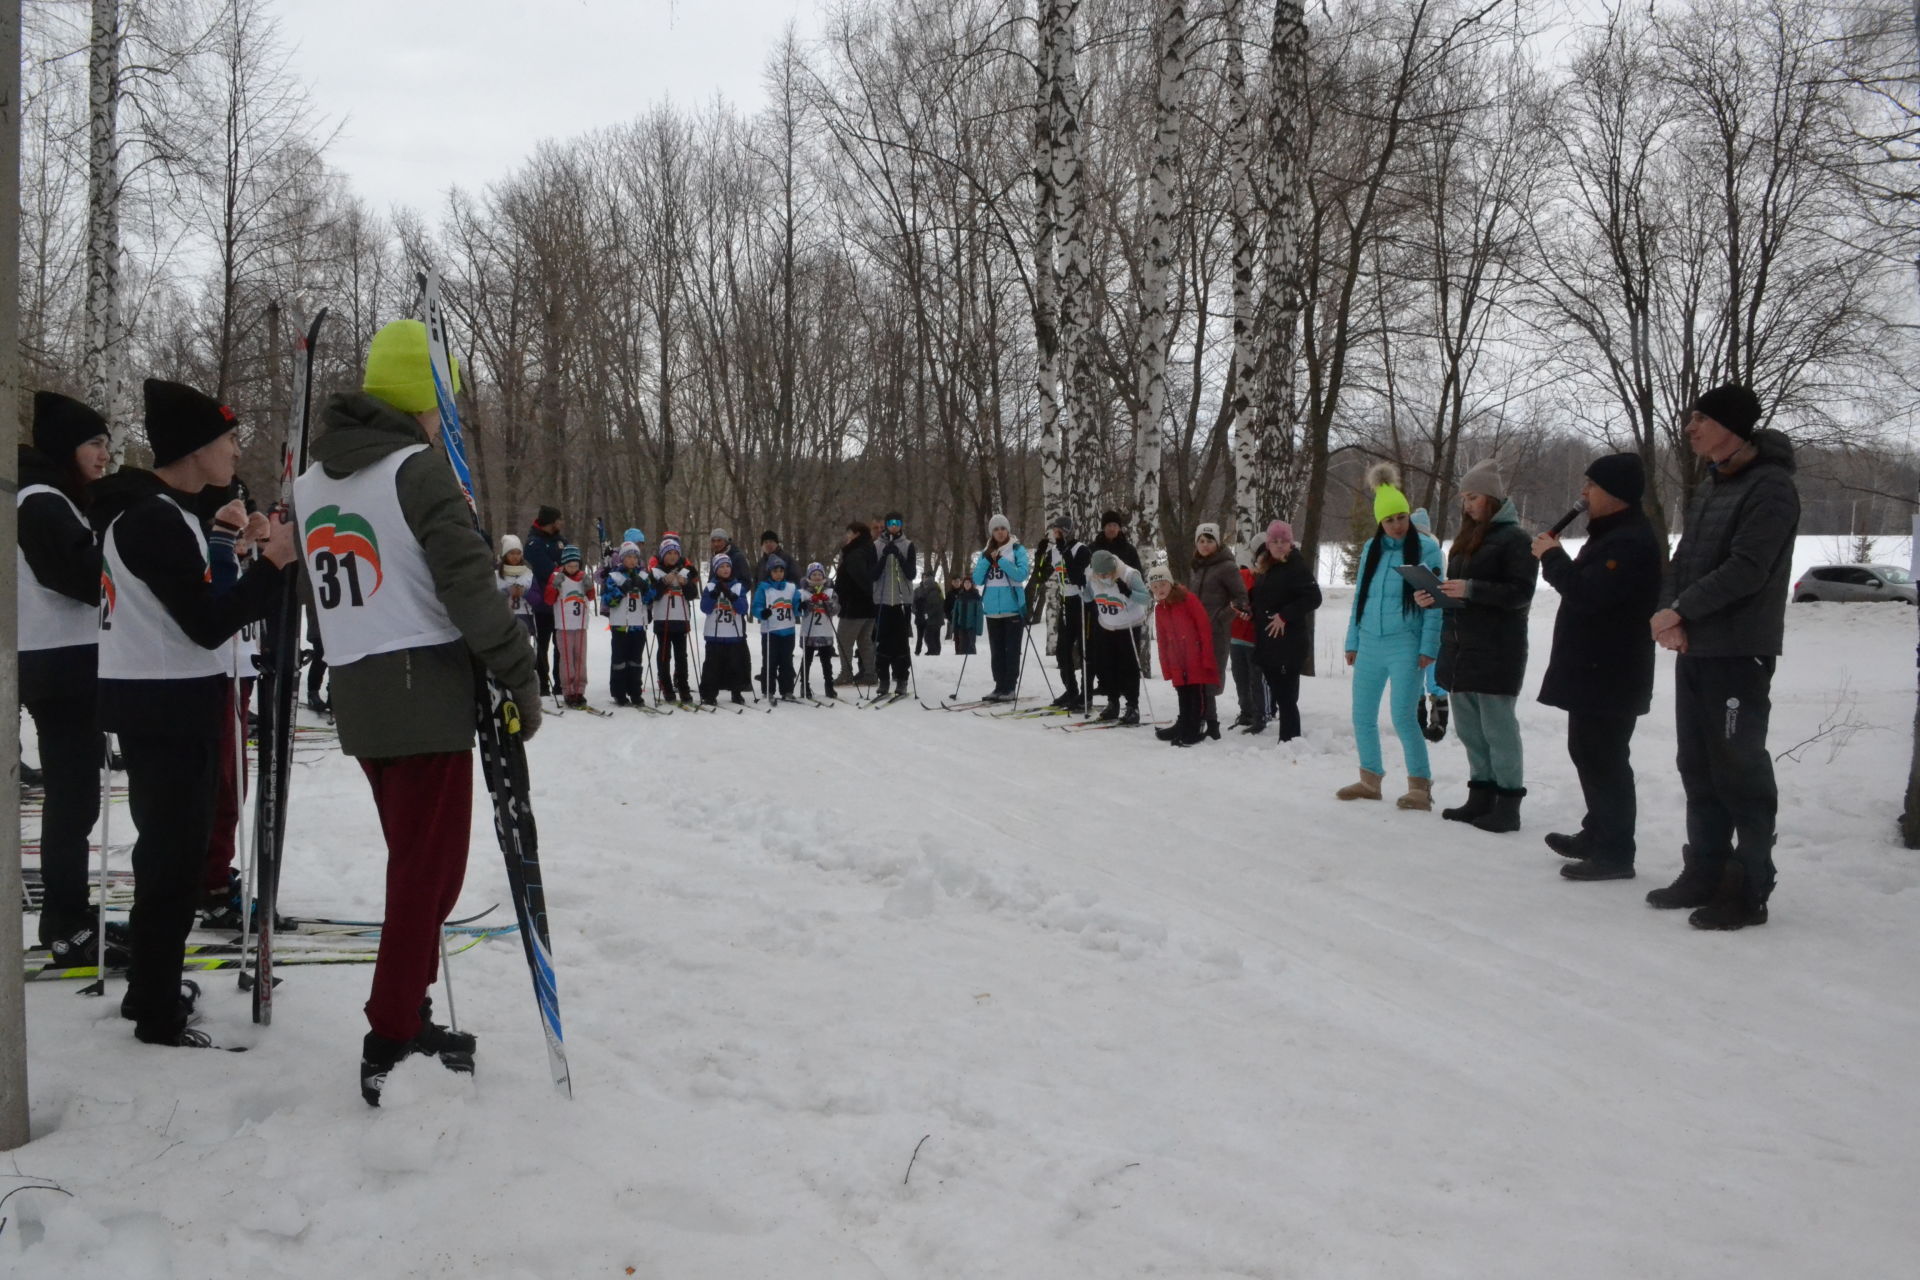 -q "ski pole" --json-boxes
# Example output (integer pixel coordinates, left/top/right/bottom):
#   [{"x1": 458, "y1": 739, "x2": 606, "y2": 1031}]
[
  {"x1": 1138, "y1": 625, "x2": 1157, "y2": 725},
  {"x1": 439, "y1": 929, "x2": 460, "y2": 1036},
  {"x1": 235, "y1": 677, "x2": 256, "y2": 989},
  {"x1": 948, "y1": 651, "x2": 970, "y2": 702},
  {"x1": 1022, "y1": 625, "x2": 1057, "y2": 700},
  {"x1": 81, "y1": 738, "x2": 114, "y2": 998}
]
